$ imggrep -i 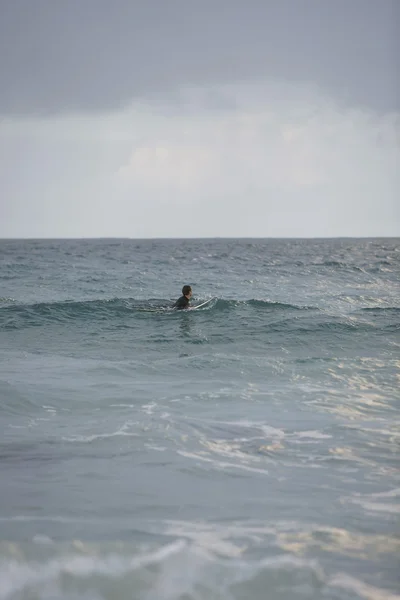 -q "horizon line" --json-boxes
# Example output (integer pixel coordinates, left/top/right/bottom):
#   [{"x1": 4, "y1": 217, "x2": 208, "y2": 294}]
[{"x1": 0, "y1": 235, "x2": 399, "y2": 242}]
